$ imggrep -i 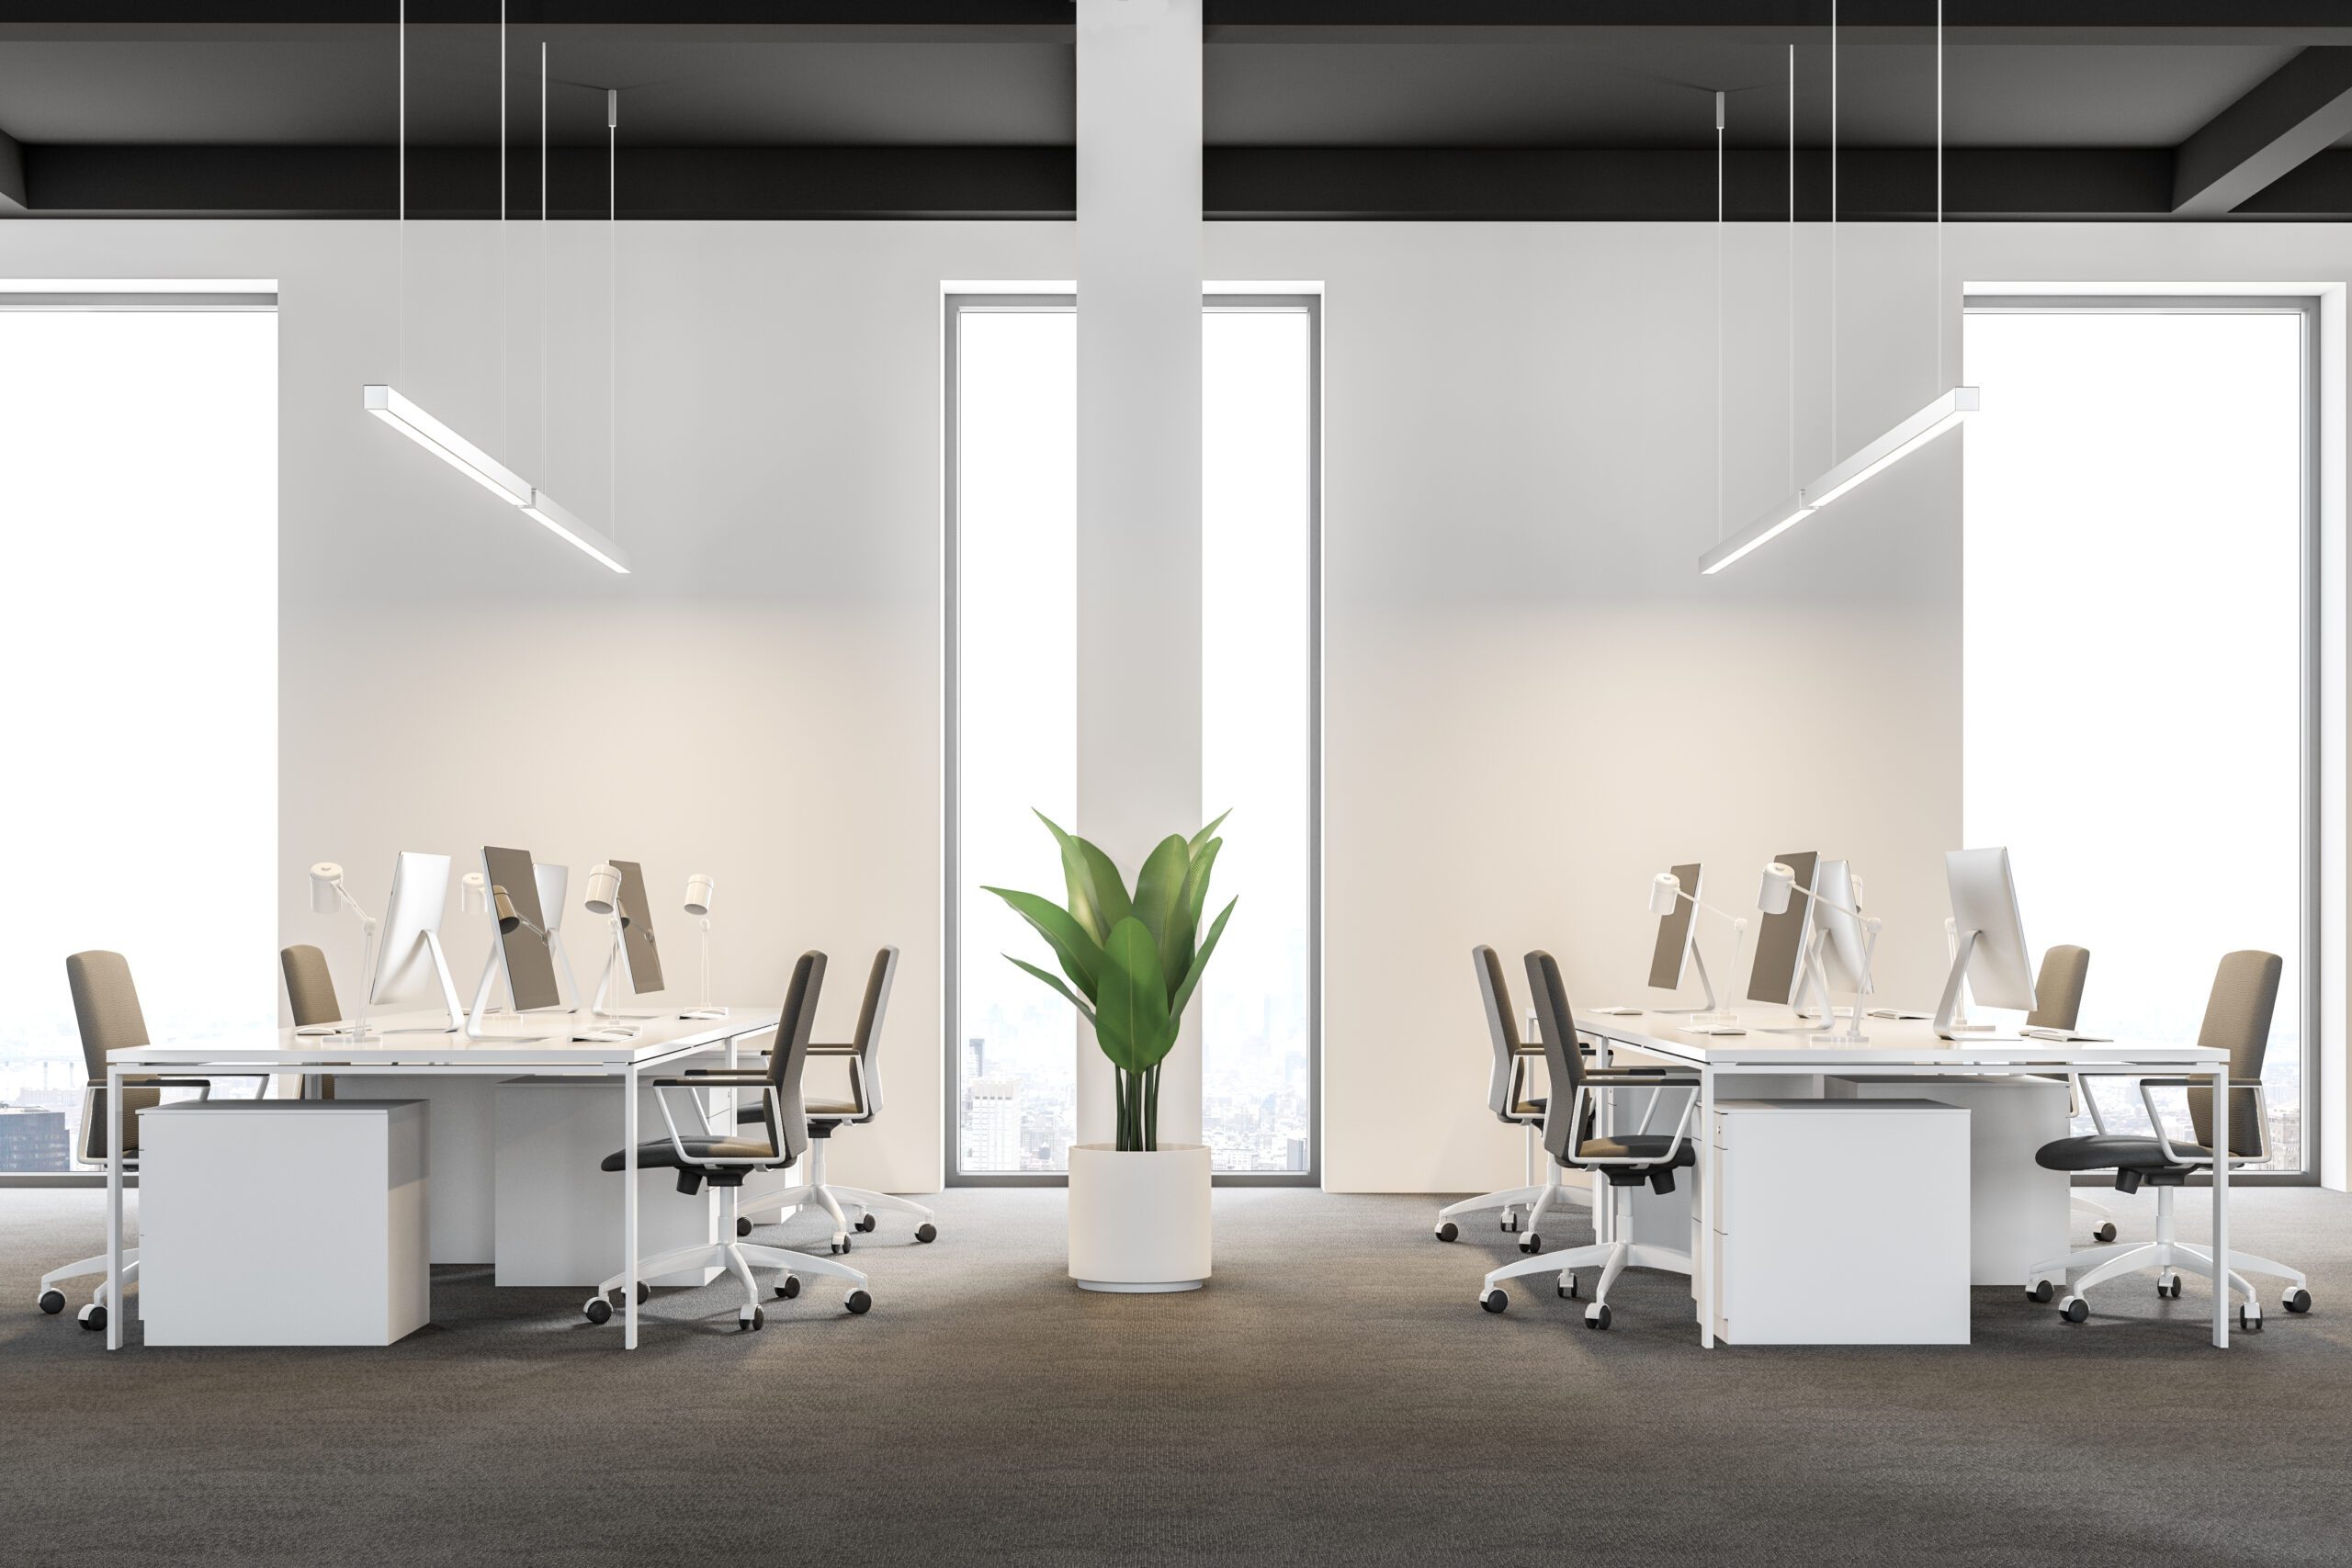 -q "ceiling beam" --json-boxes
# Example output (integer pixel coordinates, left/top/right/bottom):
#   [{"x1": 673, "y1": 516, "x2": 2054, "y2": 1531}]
[{"x1": 2172, "y1": 46, "x2": 2352, "y2": 214}]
